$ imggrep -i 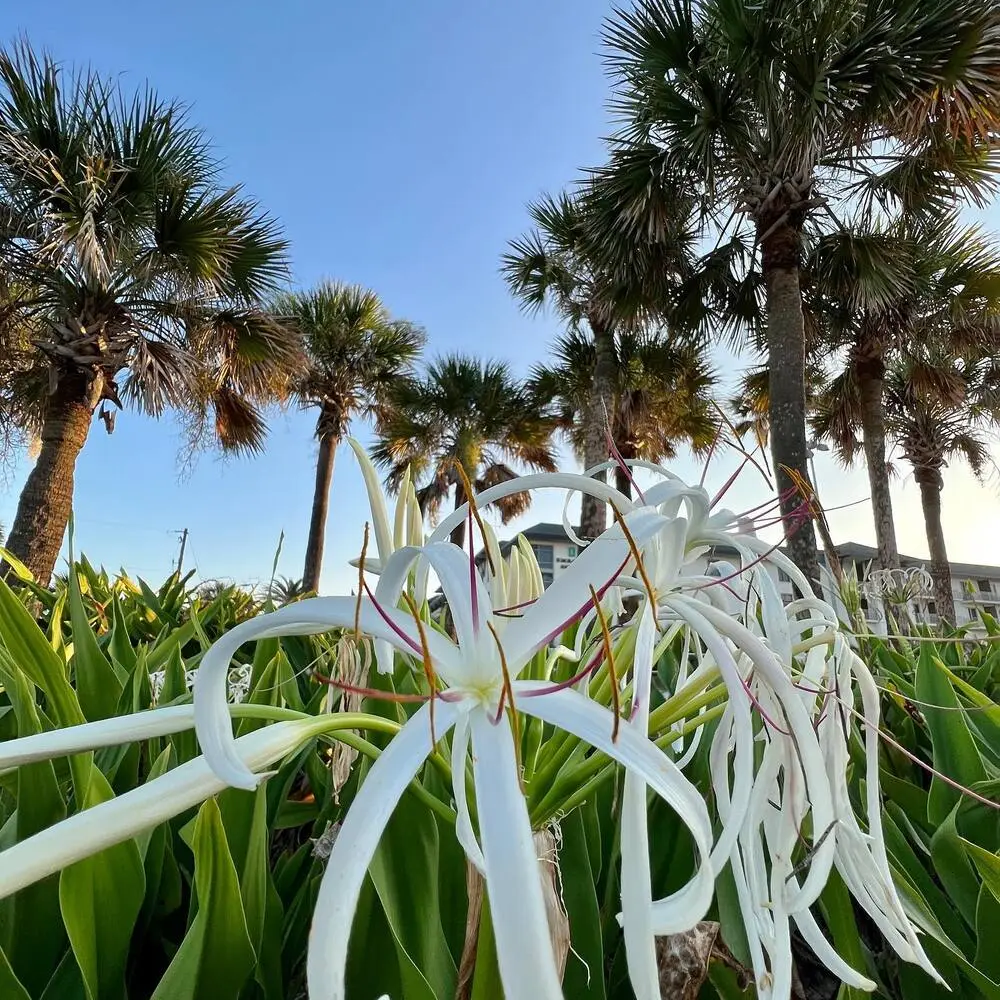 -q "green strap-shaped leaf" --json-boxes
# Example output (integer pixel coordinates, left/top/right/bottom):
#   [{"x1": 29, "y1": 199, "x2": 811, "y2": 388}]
[
  {"x1": 68, "y1": 562, "x2": 125, "y2": 720},
  {"x1": 560, "y1": 810, "x2": 607, "y2": 1000},
  {"x1": 914, "y1": 644, "x2": 987, "y2": 825},
  {"x1": 59, "y1": 769, "x2": 145, "y2": 1000},
  {"x1": 151, "y1": 799, "x2": 256, "y2": 1000},
  {"x1": 369, "y1": 790, "x2": 457, "y2": 1000},
  {"x1": 2, "y1": 662, "x2": 68, "y2": 994},
  {"x1": 0, "y1": 944, "x2": 30, "y2": 1000}
]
